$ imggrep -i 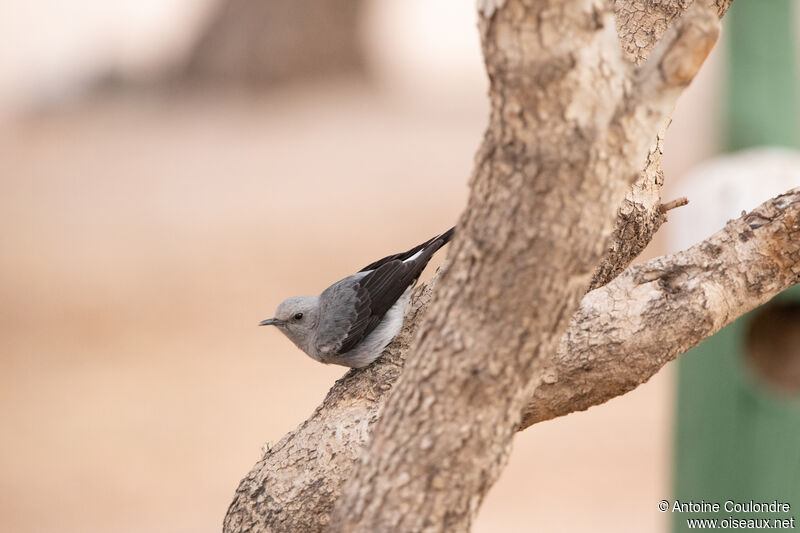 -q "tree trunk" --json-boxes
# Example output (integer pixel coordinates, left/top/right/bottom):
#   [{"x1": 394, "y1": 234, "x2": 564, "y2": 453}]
[
  {"x1": 328, "y1": 1, "x2": 721, "y2": 529},
  {"x1": 220, "y1": 1, "x2": 800, "y2": 532},
  {"x1": 224, "y1": 192, "x2": 800, "y2": 533}
]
